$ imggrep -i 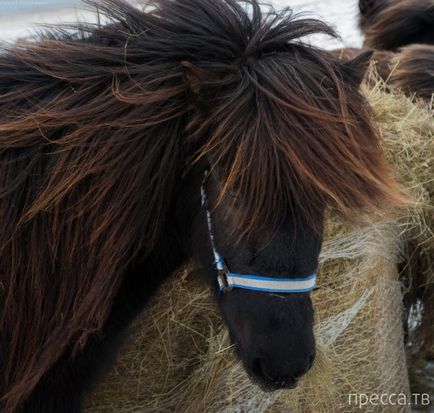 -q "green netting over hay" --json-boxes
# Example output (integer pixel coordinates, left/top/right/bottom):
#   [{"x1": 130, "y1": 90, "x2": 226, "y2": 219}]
[{"x1": 85, "y1": 87, "x2": 433, "y2": 413}]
